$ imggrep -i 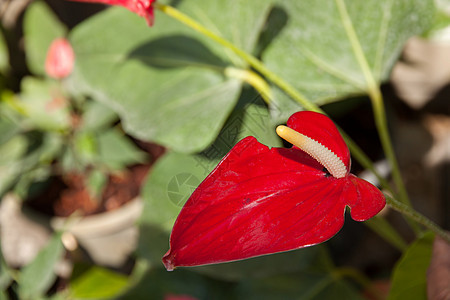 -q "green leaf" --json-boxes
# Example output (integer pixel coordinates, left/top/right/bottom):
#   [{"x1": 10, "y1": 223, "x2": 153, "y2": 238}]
[
  {"x1": 263, "y1": 0, "x2": 434, "y2": 107},
  {"x1": 387, "y1": 232, "x2": 434, "y2": 300},
  {"x1": 69, "y1": 0, "x2": 273, "y2": 153},
  {"x1": 18, "y1": 232, "x2": 65, "y2": 300},
  {"x1": 96, "y1": 128, "x2": 147, "y2": 170},
  {"x1": 0, "y1": 135, "x2": 28, "y2": 196},
  {"x1": 86, "y1": 169, "x2": 108, "y2": 201},
  {"x1": 0, "y1": 241, "x2": 12, "y2": 291},
  {"x1": 74, "y1": 131, "x2": 97, "y2": 166},
  {"x1": 23, "y1": 0, "x2": 67, "y2": 75},
  {"x1": 0, "y1": 116, "x2": 21, "y2": 147},
  {"x1": 70, "y1": 265, "x2": 128, "y2": 299},
  {"x1": 18, "y1": 77, "x2": 71, "y2": 131},
  {"x1": 79, "y1": 101, "x2": 118, "y2": 132},
  {"x1": 425, "y1": 0, "x2": 450, "y2": 40}
]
